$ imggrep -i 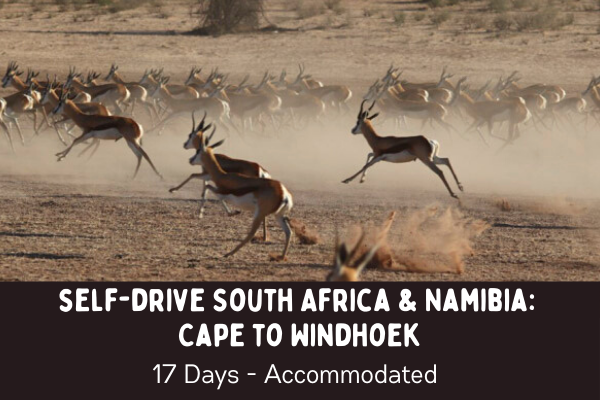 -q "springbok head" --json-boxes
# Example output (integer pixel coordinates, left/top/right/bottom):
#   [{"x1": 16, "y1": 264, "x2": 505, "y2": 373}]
[
  {"x1": 327, "y1": 212, "x2": 396, "y2": 282},
  {"x1": 351, "y1": 100, "x2": 379, "y2": 134},
  {"x1": 184, "y1": 111, "x2": 224, "y2": 151},
  {"x1": 185, "y1": 66, "x2": 203, "y2": 86},
  {"x1": 106, "y1": 63, "x2": 119, "y2": 81},
  {"x1": 436, "y1": 65, "x2": 454, "y2": 88},
  {"x1": 64, "y1": 66, "x2": 82, "y2": 88},
  {"x1": 2, "y1": 61, "x2": 23, "y2": 88},
  {"x1": 582, "y1": 75, "x2": 600, "y2": 96}
]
